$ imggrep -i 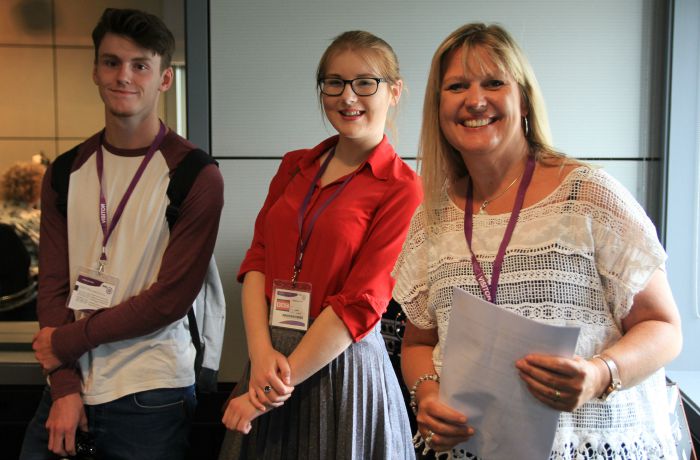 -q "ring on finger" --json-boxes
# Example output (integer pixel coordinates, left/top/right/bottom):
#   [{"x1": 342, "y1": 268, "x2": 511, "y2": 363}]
[
  {"x1": 554, "y1": 389, "x2": 561, "y2": 400},
  {"x1": 263, "y1": 385, "x2": 272, "y2": 394},
  {"x1": 425, "y1": 429, "x2": 435, "y2": 447}
]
